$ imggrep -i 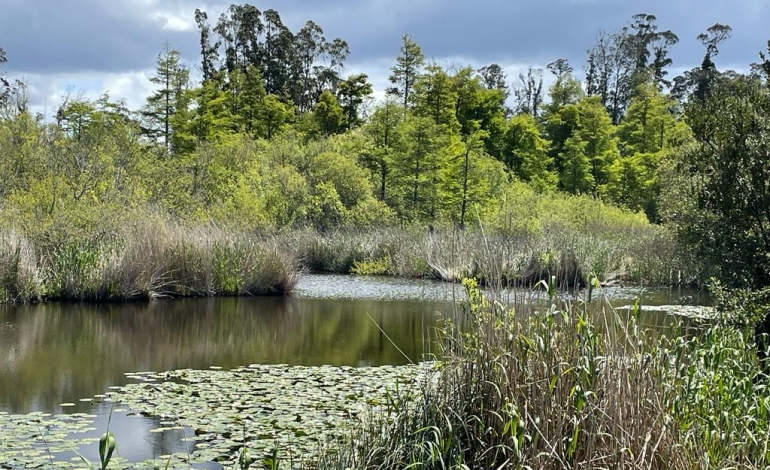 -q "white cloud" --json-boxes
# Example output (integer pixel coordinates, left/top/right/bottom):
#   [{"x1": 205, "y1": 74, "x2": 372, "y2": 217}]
[
  {"x1": 153, "y1": 11, "x2": 195, "y2": 32},
  {"x1": 10, "y1": 70, "x2": 156, "y2": 119}
]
